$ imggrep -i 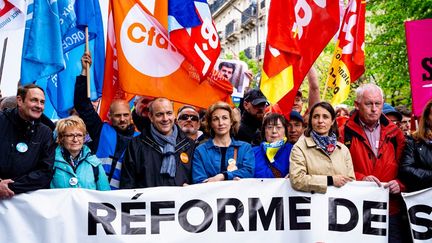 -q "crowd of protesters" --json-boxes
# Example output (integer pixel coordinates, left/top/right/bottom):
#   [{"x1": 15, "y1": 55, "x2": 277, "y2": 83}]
[{"x1": 1, "y1": 53, "x2": 432, "y2": 243}]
